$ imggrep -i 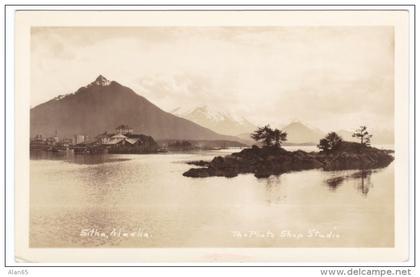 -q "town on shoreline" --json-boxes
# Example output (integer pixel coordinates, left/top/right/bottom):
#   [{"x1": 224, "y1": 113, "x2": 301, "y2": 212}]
[
  {"x1": 30, "y1": 124, "x2": 246, "y2": 154},
  {"x1": 30, "y1": 123, "x2": 394, "y2": 179}
]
